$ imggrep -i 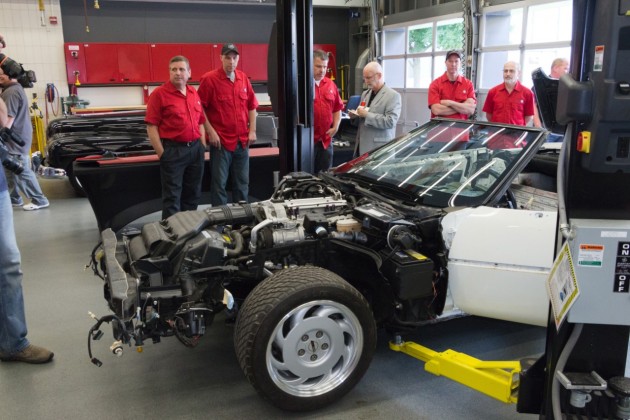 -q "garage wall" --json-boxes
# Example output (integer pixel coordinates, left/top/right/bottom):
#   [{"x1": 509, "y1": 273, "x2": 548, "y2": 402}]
[
  {"x1": 0, "y1": 0, "x2": 69, "y2": 117},
  {"x1": 59, "y1": 1, "x2": 353, "y2": 107},
  {"x1": 60, "y1": 2, "x2": 276, "y2": 44}
]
